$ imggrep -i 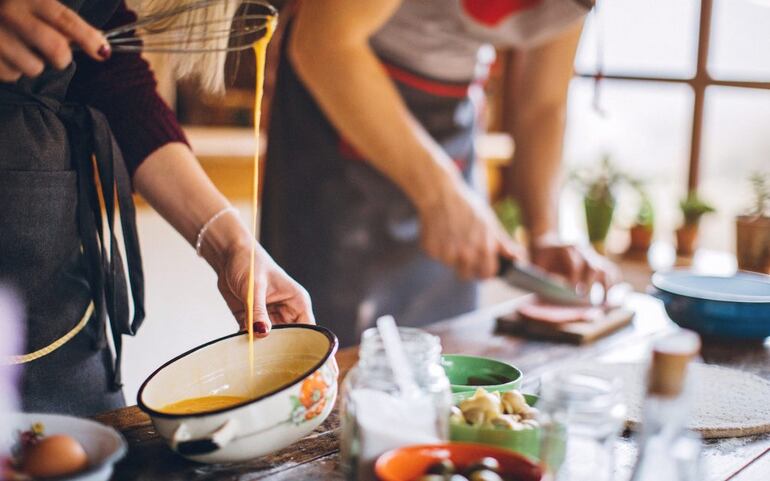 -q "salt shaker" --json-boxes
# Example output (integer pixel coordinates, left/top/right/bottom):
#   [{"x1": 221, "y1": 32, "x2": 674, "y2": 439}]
[{"x1": 340, "y1": 327, "x2": 451, "y2": 481}]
